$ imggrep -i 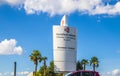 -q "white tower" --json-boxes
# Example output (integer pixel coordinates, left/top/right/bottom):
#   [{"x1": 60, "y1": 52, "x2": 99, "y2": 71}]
[{"x1": 53, "y1": 15, "x2": 77, "y2": 73}]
